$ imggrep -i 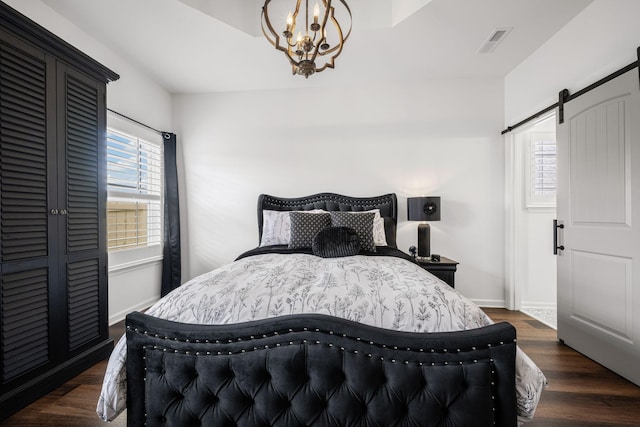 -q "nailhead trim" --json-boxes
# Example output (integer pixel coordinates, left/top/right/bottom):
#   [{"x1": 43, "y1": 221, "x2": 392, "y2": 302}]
[
  {"x1": 141, "y1": 340, "x2": 497, "y2": 368},
  {"x1": 262, "y1": 194, "x2": 394, "y2": 208},
  {"x1": 127, "y1": 325, "x2": 515, "y2": 355}
]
